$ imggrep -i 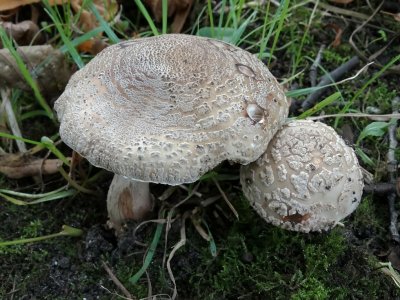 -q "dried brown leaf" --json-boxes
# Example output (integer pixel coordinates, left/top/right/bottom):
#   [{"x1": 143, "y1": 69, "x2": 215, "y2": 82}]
[
  {"x1": 77, "y1": 38, "x2": 108, "y2": 55},
  {"x1": 144, "y1": 0, "x2": 193, "y2": 33},
  {"x1": 0, "y1": 152, "x2": 64, "y2": 178},
  {"x1": 0, "y1": 20, "x2": 44, "y2": 47},
  {"x1": 71, "y1": 0, "x2": 118, "y2": 32},
  {"x1": 0, "y1": 45, "x2": 72, "y2": 95},
  {"x1": 144, "y1": 0, "x2": 175, "y2": 22},
  {"x1": 0, "y1": 0, "x2": 118, "y2": 33},
  {"x1": 0, "y1": 7, "x2": 19, "y2": 21},
  {"x1": 0, "y1": 0, "x2": 65, "y2": 12},
  {"x1": 325, "y1": 23, "x2": 343, "y2": 48},
  {"x1": 171, "y1": 0, "x2": 193, "y2": 33}
]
